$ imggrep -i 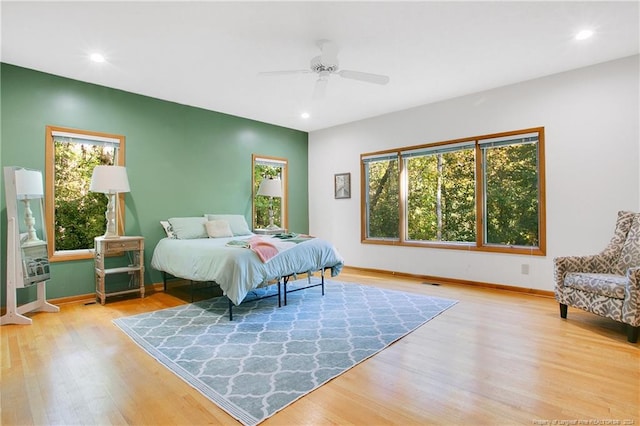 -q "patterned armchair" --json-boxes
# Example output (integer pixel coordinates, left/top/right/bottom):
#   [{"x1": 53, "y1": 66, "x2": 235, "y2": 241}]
[{"x1": 554, "y1": 211, "x2": 640, "y2": 343}]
